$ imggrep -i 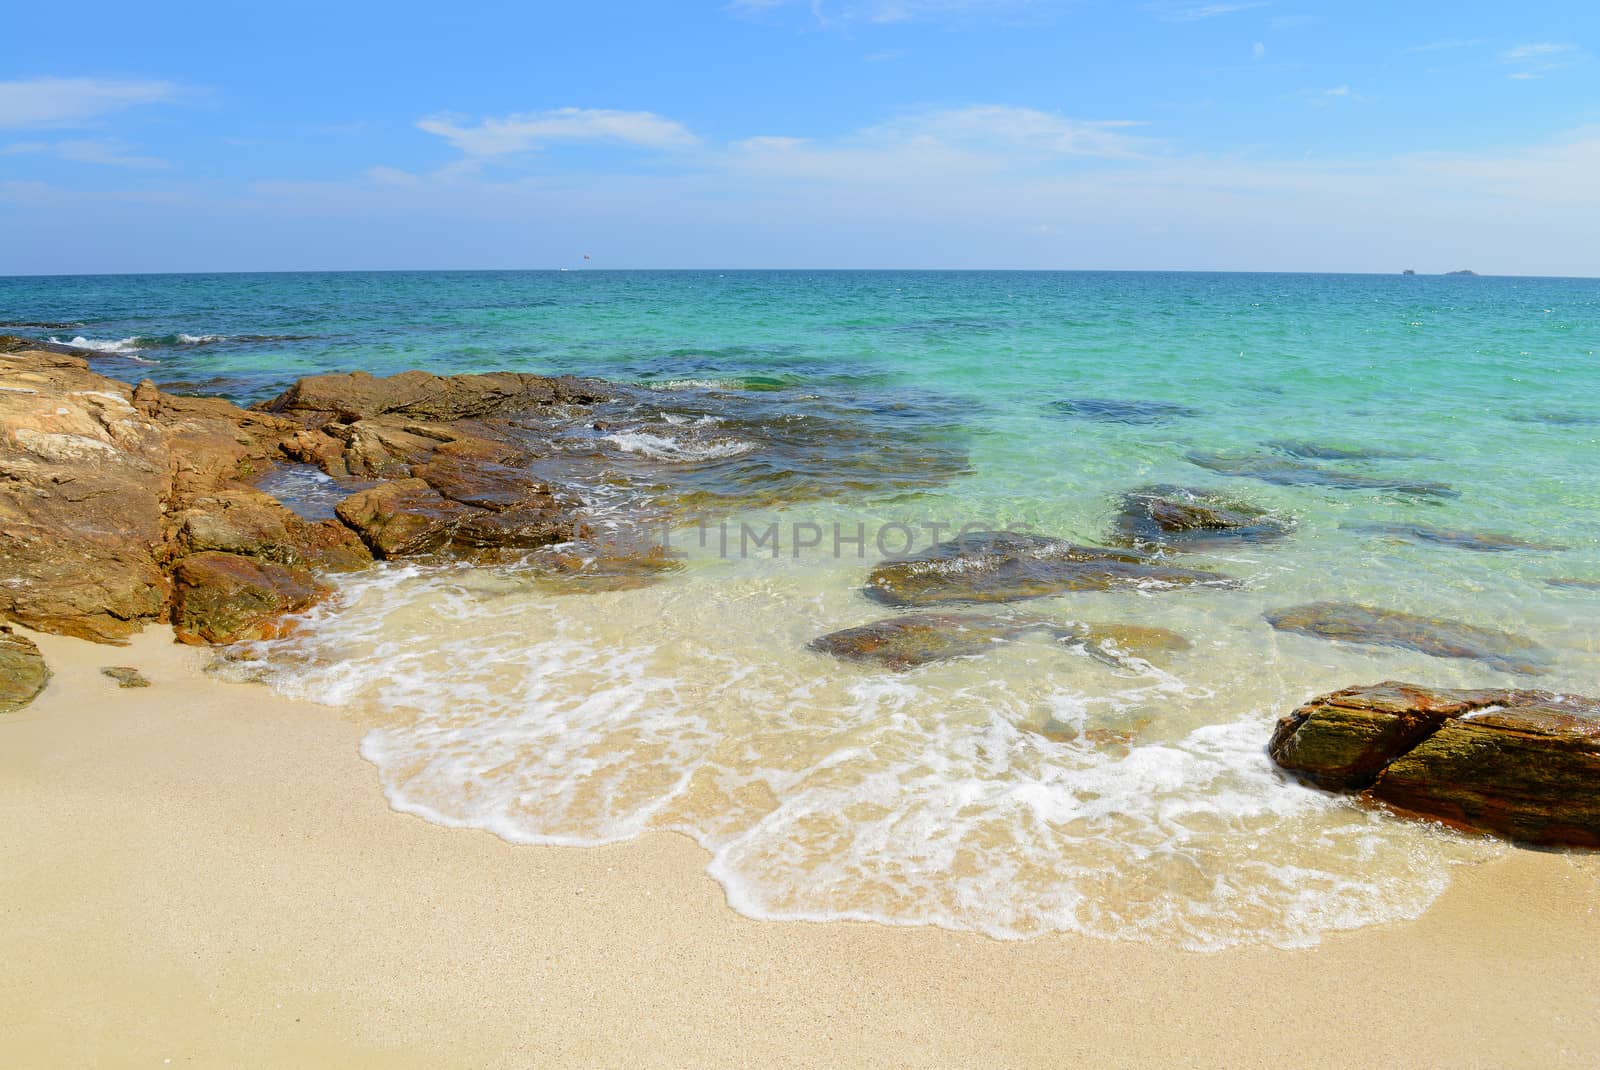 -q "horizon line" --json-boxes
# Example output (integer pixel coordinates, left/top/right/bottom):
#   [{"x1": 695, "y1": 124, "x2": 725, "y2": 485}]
[{"x1": 3, "y1": 267, "x2": 1593, "y2": 282}]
